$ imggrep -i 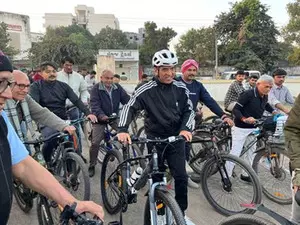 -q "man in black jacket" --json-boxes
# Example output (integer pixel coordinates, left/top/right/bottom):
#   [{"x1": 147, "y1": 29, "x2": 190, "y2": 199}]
[
  {"x1": 29, "y1": 62, "x2": 97, "y2": 163},
  {"x1": 89, "y1": 69, "x2": 130, "y2": 177},
  {"x1": 117, "y1": 49, "x2": 194, "y2": 222}
]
